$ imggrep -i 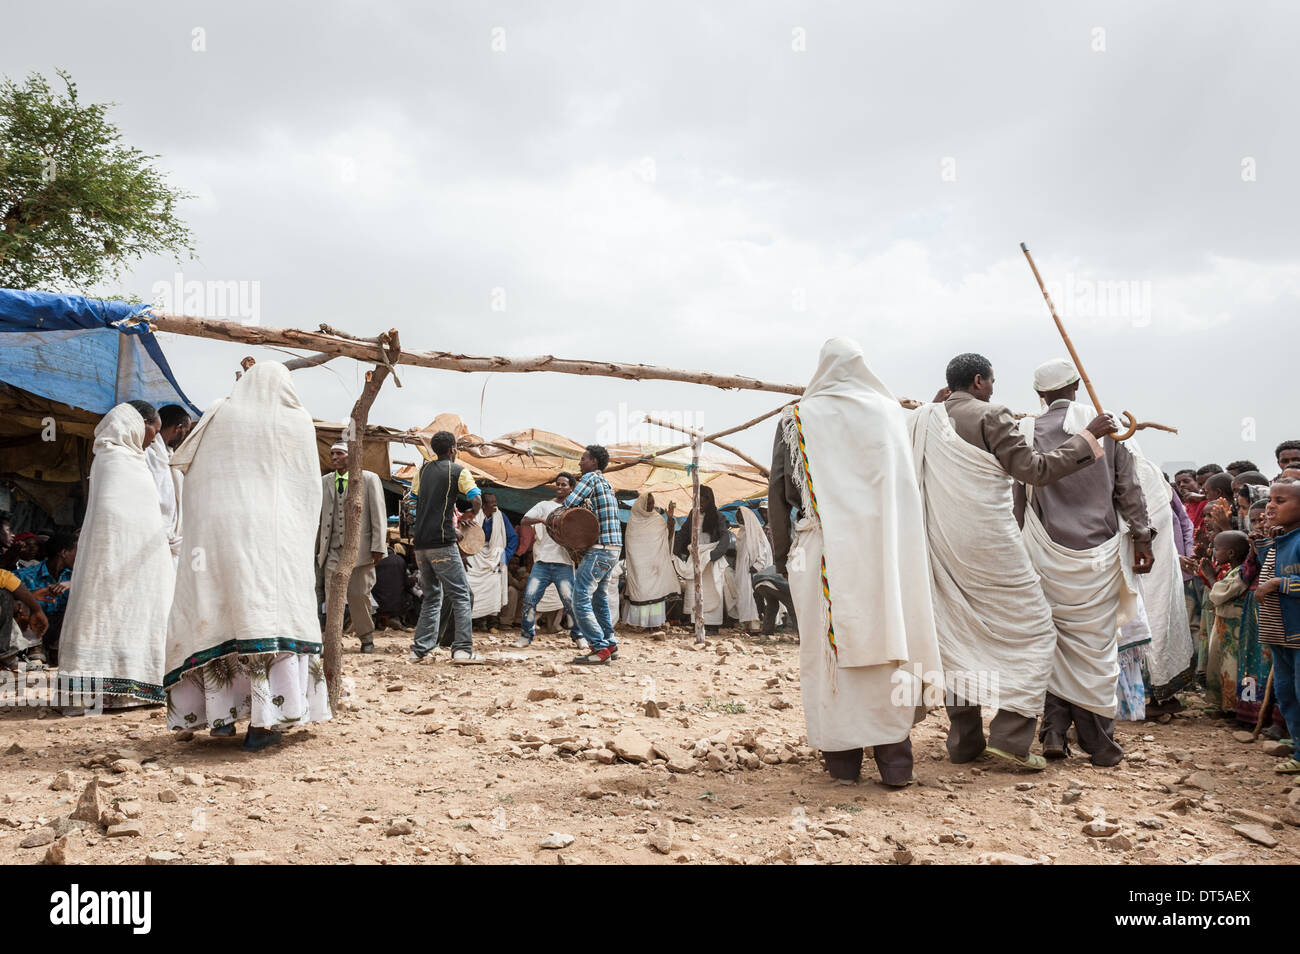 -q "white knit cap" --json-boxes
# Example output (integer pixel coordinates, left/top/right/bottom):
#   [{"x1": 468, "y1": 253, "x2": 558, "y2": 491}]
[
  {"x1": 330, "y1": 441, "x2": 348, "y2": 452},
  {"x1": 1032, "y1": 358, "x2": 1080, "y2": 392}
]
